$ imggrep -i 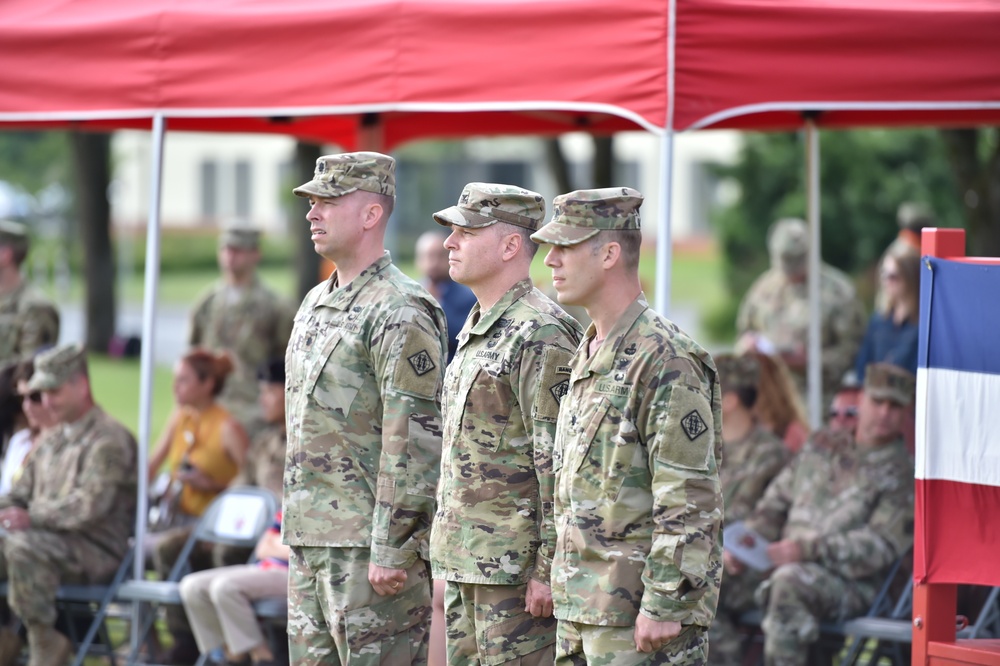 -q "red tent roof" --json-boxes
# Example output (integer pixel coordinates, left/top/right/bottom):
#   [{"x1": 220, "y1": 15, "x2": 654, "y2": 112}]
[{"x1": 1, "y1": 0, "x2": 999, "y2": 143}]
